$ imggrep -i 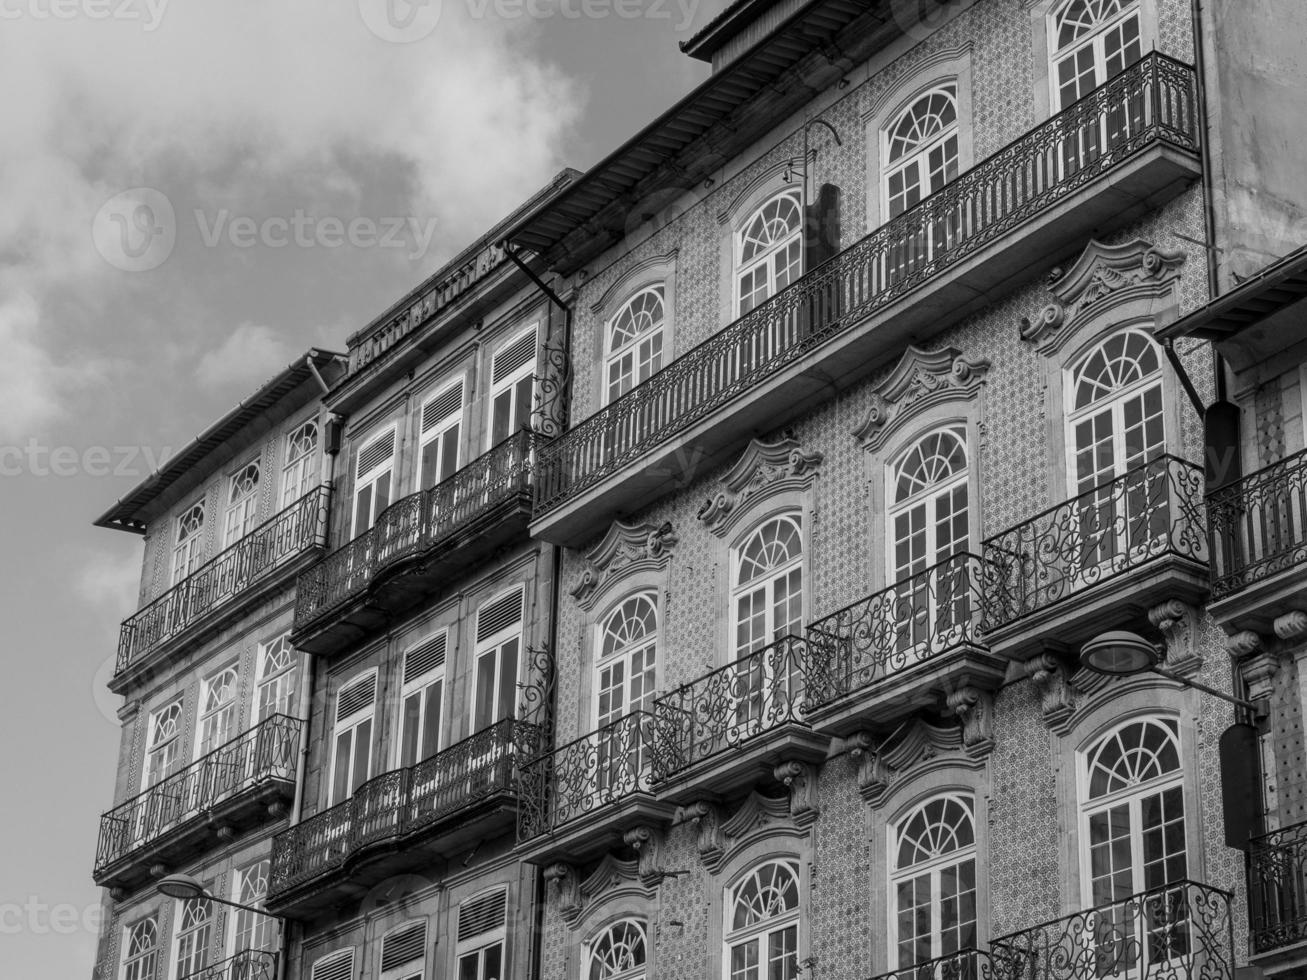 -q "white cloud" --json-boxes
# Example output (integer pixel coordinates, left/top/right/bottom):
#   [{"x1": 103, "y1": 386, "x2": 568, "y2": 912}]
[
  {"x1": 196, "y1": 322, "x2": 294, "y2": 391},
  {"x1": 74, "y1": 546, "x2": 142, "y2": 611}
]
